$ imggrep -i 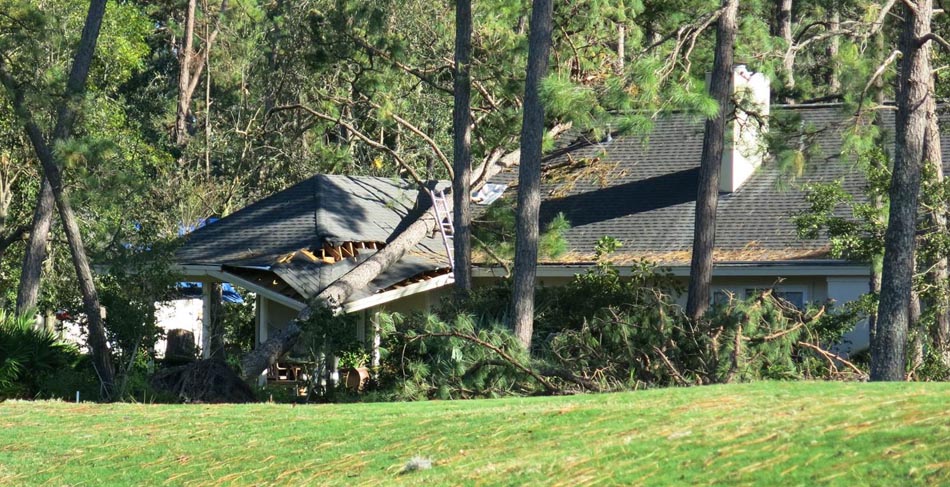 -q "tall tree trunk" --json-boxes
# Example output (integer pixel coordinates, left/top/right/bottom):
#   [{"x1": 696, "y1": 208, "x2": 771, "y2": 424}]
[
  {"x1": 452, "y1": 0, "x2": 473, "y2": 298},
  {"x1": 776, "y1": 0, "x2": 795, "y2": 99},
  {"x1": 1, "y1": 0, "x2": 115, "y2": 397},
  {"x1": 773, "y1": 0, "x2": 792, "y2": 40},
  {"x1": 15, "y1": 179, "x2": 53, "y2": 314},
  {"x1": 616, "y1": 24, "x2": 625, "y2": 73},
  {"x1": 923, "y1": 79, "x2": 950, "y2": 366},
  {"x1": 175, "y1": 0, "x2": 197, "y2": 146},
  {"x1": 511, "y1": 0, "x2": 555, "y2": 349},
  {"x1": 826, "y1": 9, "x2": 840, "y2": 93},
  {"x1": 871, "y1": 0, "x2": 934, "y2": 381},
  {"x1": 685, "y1": 0, "x2": 738, "y2": 322},
  {"x1": 174, "y1": 0, "x2": 228, "y2": 147},
  {"x1": 868, "y1": 30, "x2": 887, "y2": 350}
]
